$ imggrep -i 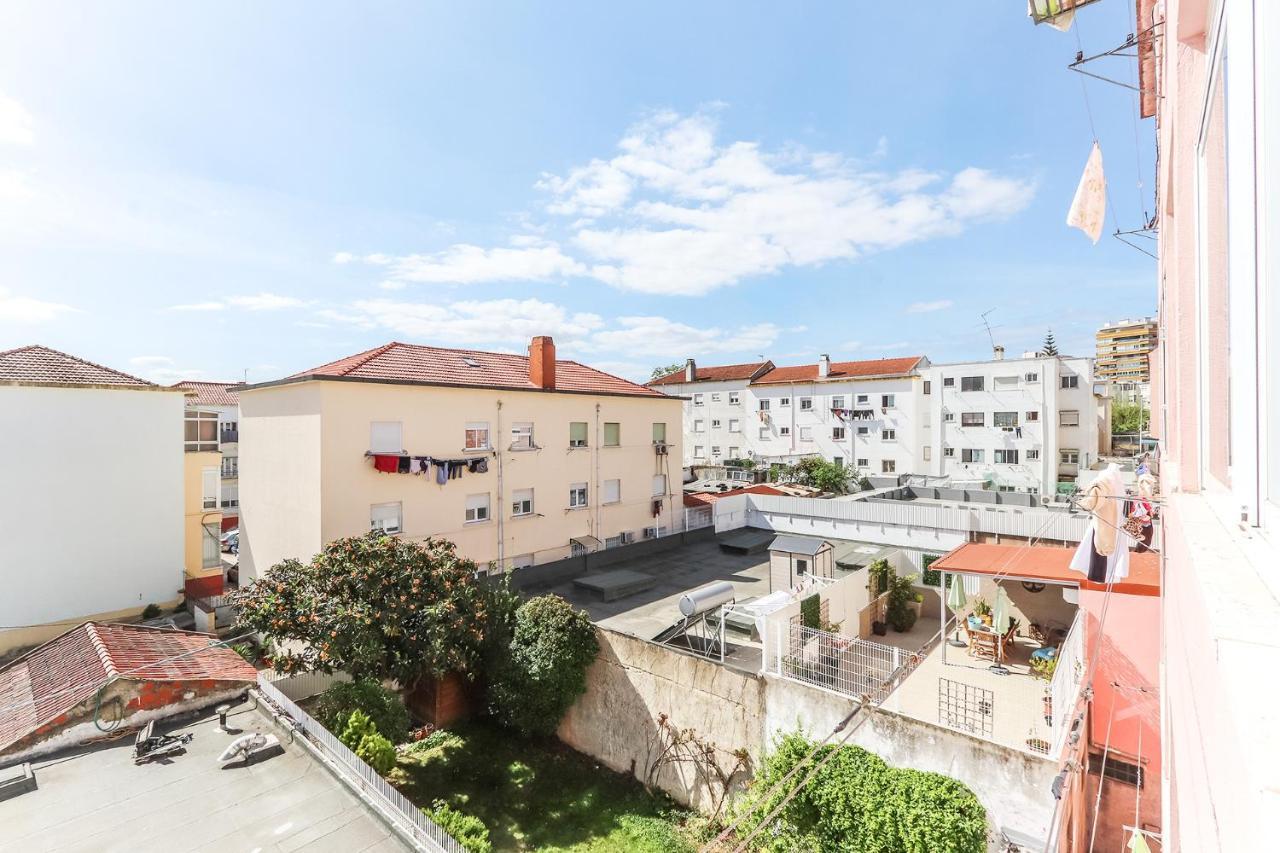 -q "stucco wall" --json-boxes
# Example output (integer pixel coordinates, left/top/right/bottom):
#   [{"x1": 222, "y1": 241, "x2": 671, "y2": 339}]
[
  {"x1": 0, "y1": 385, "x2": 184, "y2": 648},
  {"x1": 183, "y1": 450, "x2": 222, "y2": 582}
]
